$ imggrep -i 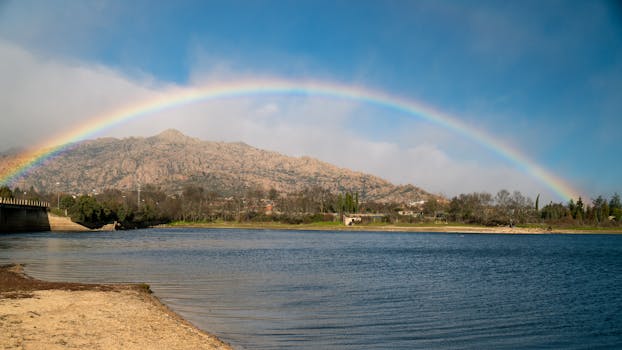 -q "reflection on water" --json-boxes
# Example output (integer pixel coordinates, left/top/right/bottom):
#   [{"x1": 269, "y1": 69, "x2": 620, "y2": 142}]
[{"x1": 1, "y1": 229, "x2": 622, "y2": 349}]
